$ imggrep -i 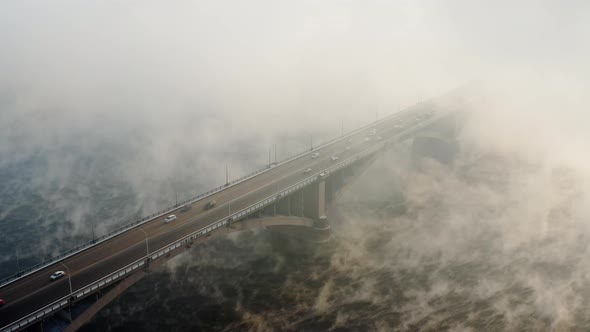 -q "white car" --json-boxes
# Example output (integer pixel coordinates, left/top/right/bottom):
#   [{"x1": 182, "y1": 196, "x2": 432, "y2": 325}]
[
  {"x1": 347, "y1": 138, "x2": 353, "y2": 143},
  {"x1": 164, "y1": 214, "x2": 176, "y2": 223},
  {"x1": 303, "y1": 168, "x2": 312, "y2": 174},
  {"x1": 311, "y1": 152, "x2": 320, "y2": 159},
  {"x1": 375, "y1": 136, "x2": 382, "y2": 140},
  {"x1": 50, "y1": 271, "x2": 66, "y2": 281},
  {"x1": 331, "y1": 156, "x2": 339, "y2": 161},
  {"x1": 345, "y1": 146, "x2": 351, "y2": 151}
]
